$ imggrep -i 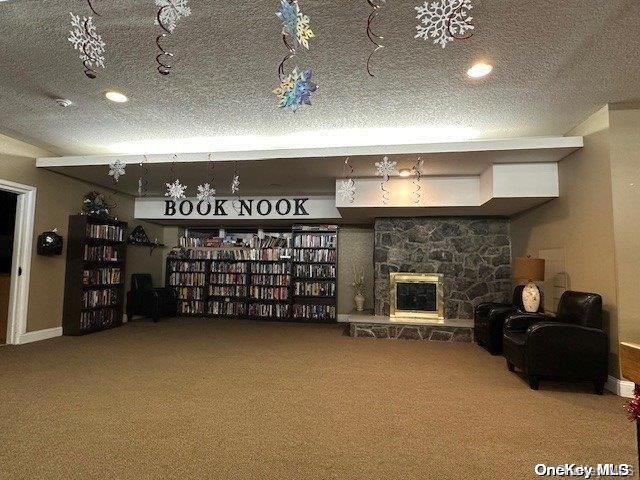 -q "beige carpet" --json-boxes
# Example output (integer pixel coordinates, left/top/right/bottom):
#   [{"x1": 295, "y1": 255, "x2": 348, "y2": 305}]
[{"x1": 0, "y1": 318, "x2": 635, "y2": 479}]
